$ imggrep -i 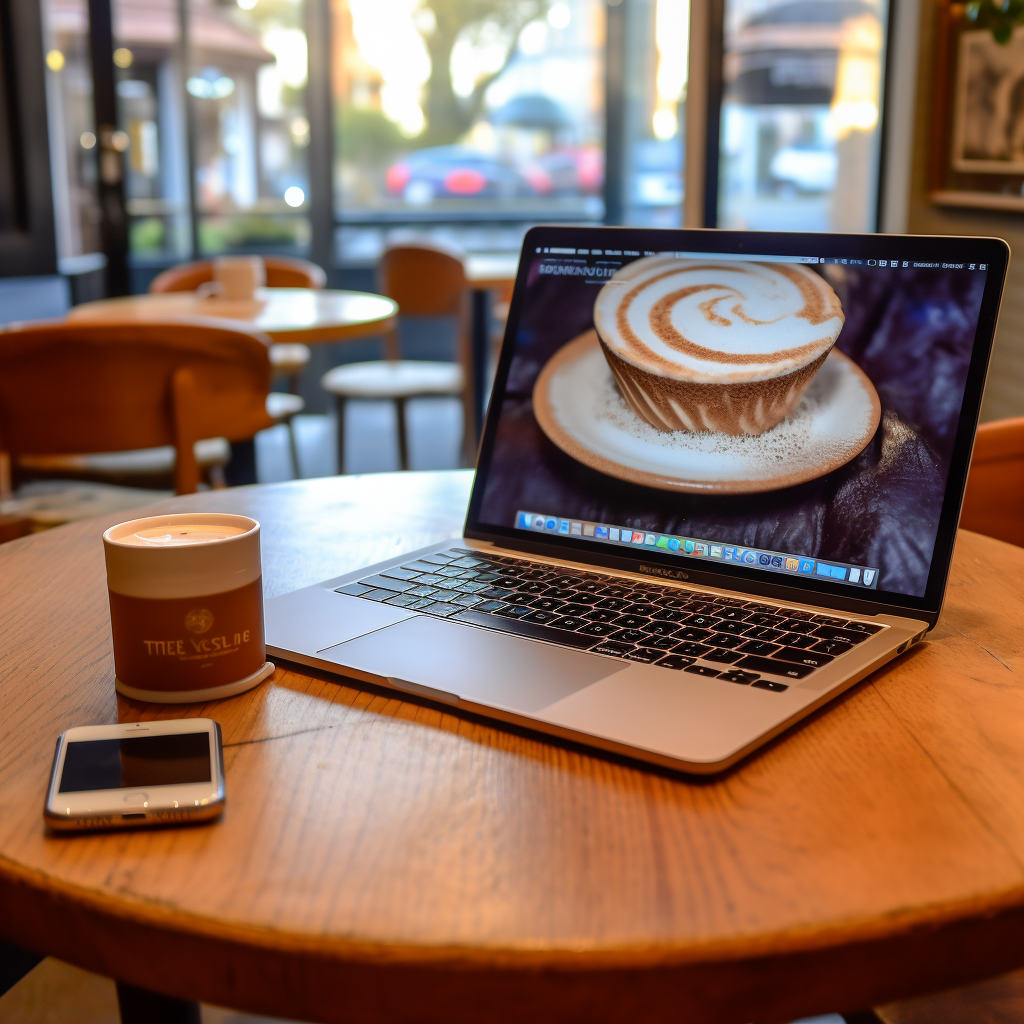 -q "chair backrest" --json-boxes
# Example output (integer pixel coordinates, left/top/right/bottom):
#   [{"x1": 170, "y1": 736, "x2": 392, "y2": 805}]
[
  {"x1": 149, "y1": 256, "x2": 327, "y2": 293},
  {"x1": 0, "y1": 319, "x2": 275, "y2": 495},
  {"x1": 960, "y1": 415, "x2": 1024, "y2": 548},
  {"x1": 376, "y1": 243, "x2": 467, "y2": 317}
]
